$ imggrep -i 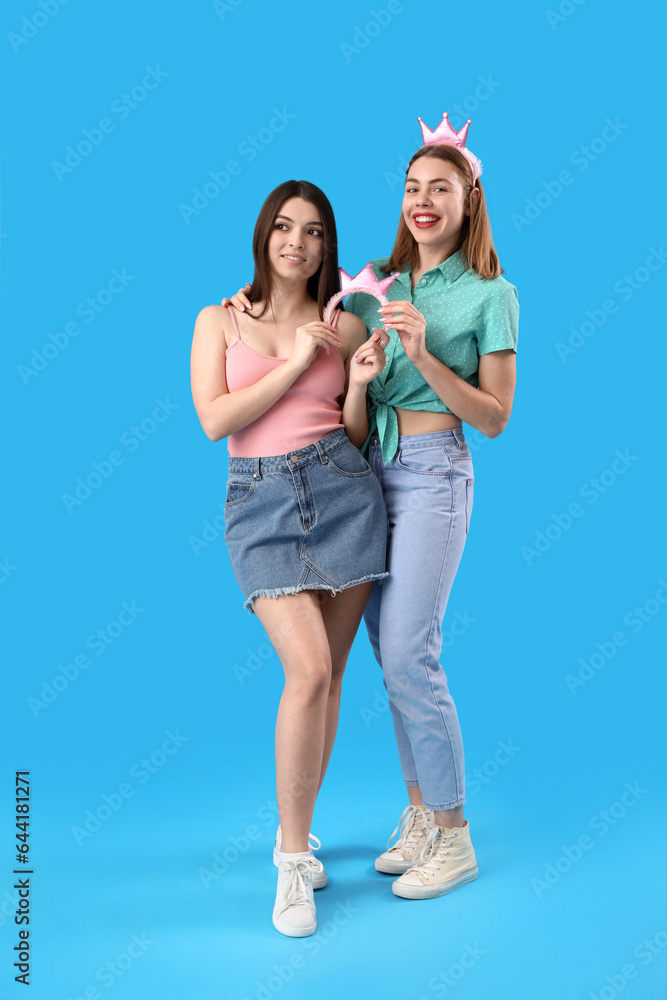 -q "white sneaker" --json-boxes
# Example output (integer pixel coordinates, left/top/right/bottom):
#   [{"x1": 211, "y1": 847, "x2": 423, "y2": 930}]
[
  {"x1": 392, "y1": 820, "x2": 479, "y2": 899},
  {"x1": 272, "y1": 858, "x2": 317, "y2": 937},
  {"x1": 273, "y1": 826, "x2": 327, "y2": 889},
  {"x1": 375, "y1": 804, "x2": 435, "y2": 874}
]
